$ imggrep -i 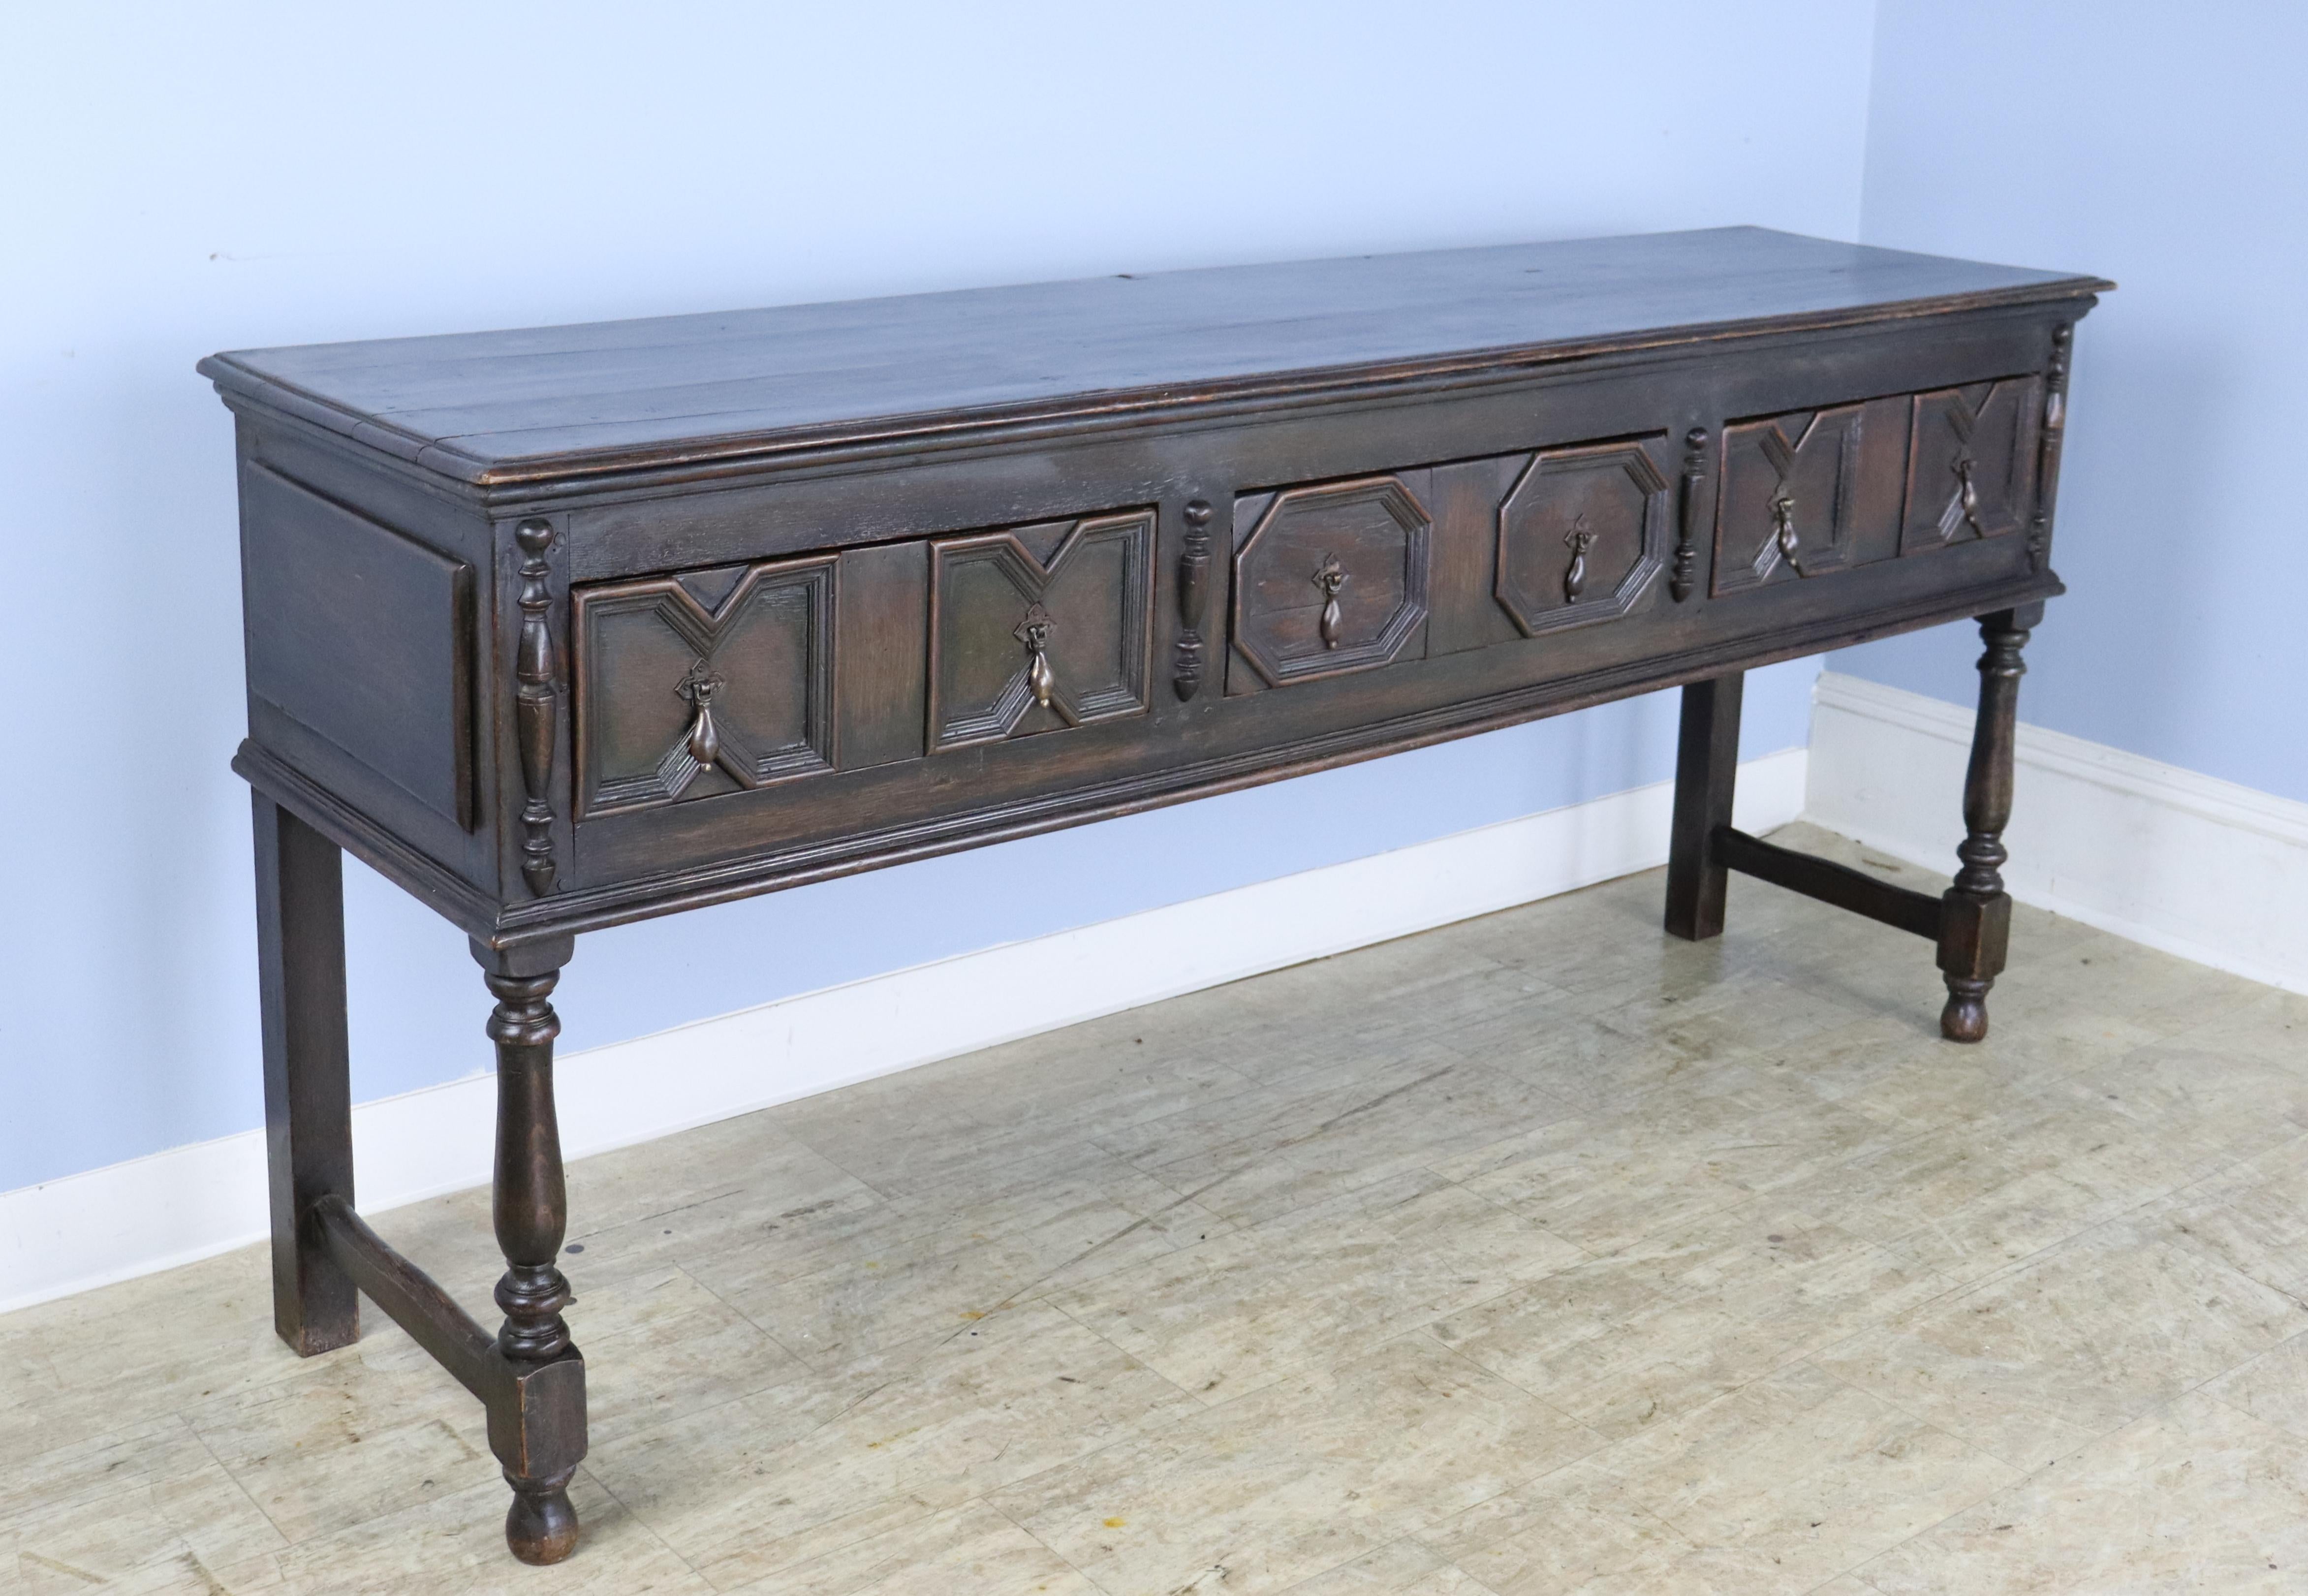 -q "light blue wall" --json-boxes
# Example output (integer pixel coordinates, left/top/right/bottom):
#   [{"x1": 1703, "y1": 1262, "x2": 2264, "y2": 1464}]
[
  {"x1": 1838, "y1": 0, "x2": 2308, "y2": 804},
  {"x1": 0, "y1": 2, "x2": 1873, "y2": 1193}
]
